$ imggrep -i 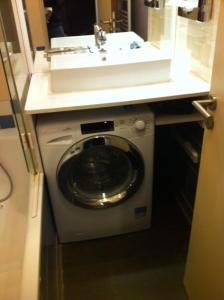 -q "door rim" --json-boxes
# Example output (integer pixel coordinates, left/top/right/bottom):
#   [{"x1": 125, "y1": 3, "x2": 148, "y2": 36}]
[{"x1": 56, "y1": 135, "x2": 145, "y2": 209}]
